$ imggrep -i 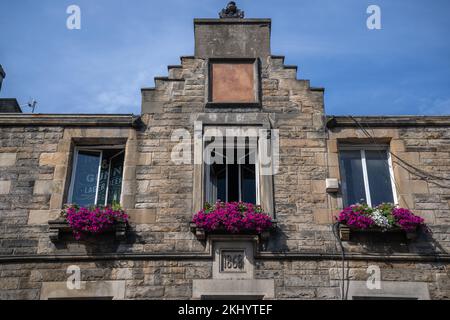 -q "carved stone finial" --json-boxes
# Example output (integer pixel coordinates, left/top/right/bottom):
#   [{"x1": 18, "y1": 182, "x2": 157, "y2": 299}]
[{"x1": 219, "y1": 1, "x2": 245, "y2": 19}]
